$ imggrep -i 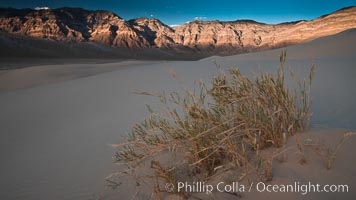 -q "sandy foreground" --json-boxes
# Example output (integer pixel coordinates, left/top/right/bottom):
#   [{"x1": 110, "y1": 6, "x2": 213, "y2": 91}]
[{"x1": 0, "y1": 29, "x2": 355, "y2": 200}]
